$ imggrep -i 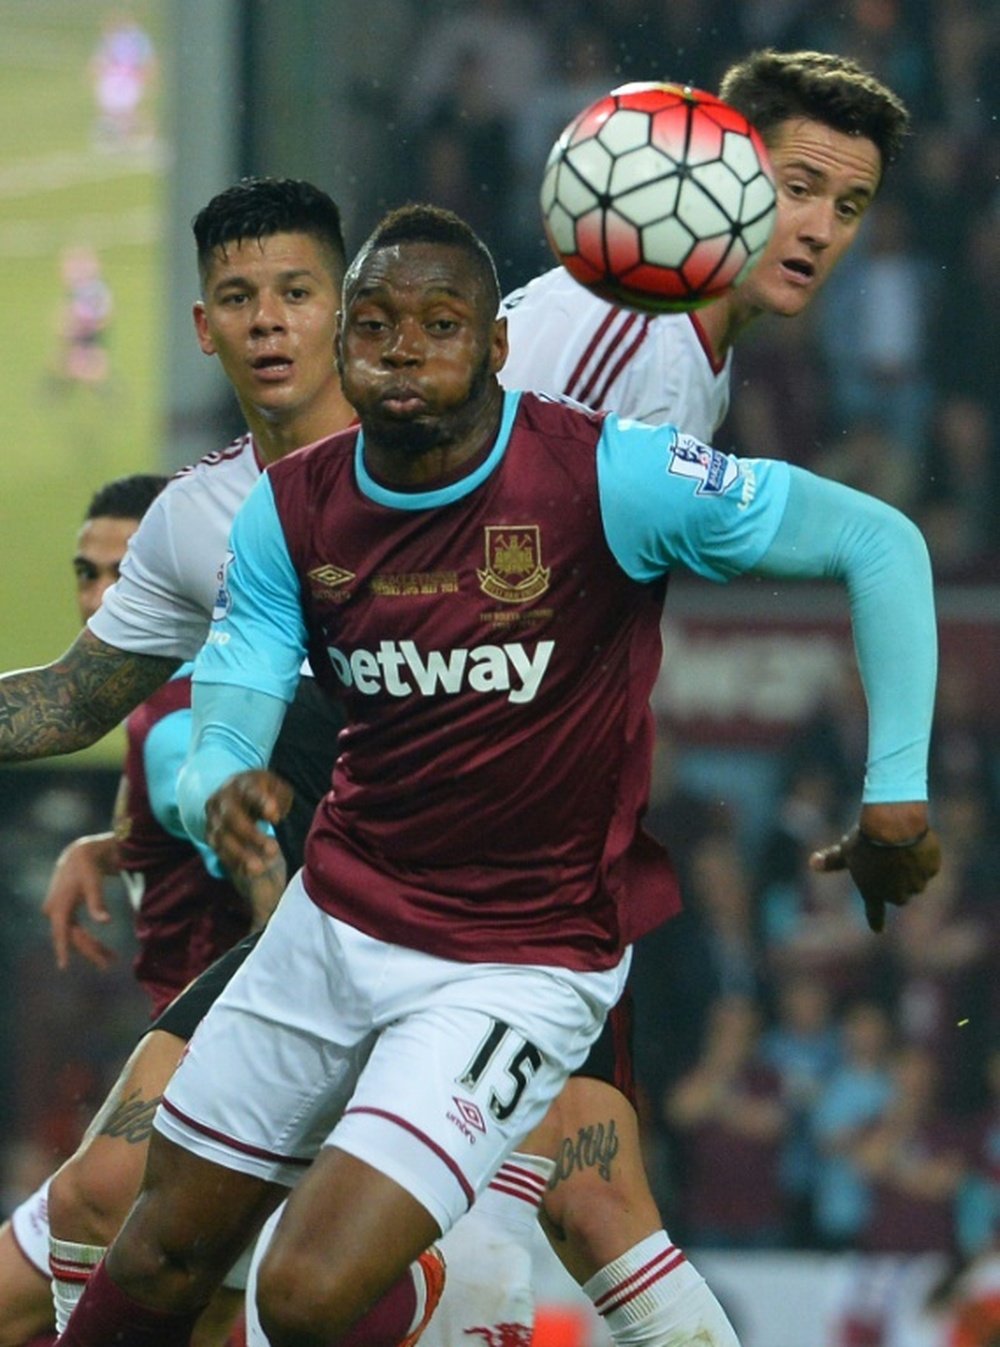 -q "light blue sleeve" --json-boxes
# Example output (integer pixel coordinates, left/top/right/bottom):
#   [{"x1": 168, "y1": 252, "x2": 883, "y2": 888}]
[
  {"x1": 597, "y1": 416, "x2": 792, "y2": 583},
  {"x1": 143, "y1": 703, "x2": 224, "y2": 878},
  {"x1": 598, "y1": 422, "x2": 935, "y2": 803},
  {"x1": 193, "y1": 472, "x2": 308, "y2": 700},
  {"x1": 178, "y1": 475, "x2": 307, "y2": 846},
  {"x1": 752, "y1": 467, "x2": 936, "y2": 804}
]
